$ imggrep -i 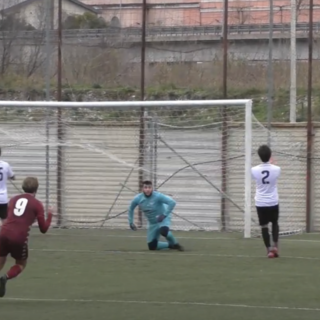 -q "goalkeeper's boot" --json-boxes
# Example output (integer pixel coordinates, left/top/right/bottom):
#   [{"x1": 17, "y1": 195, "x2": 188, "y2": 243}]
[
  {"x1": 267, "y1": 248, "x2": 275, "y2": 258},
  {"x1": 272, "y1": 246, "x2": 279, "y2": 258},
  {"x1": 0, "y1": 275, "x2": 7, "y2": 298},
  {"x1": 169, "y1": 243, "x2": 184, "y2": 252}
]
